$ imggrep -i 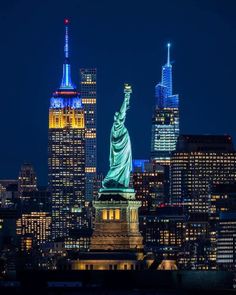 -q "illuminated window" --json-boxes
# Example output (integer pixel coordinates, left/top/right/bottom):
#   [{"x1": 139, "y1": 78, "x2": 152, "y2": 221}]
[
  {"x1": 102, "y1": 209, "x2": 120, "y2": 220},
  {"x1": 109, "y1": 209, "x2": 114, "y2": 220},
  {"x1": 115, "y1": 209, "x2": 120, "y2": 220},
  {"x1": 102, "y1": 209, "x2": 108, "y2": 220}
]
